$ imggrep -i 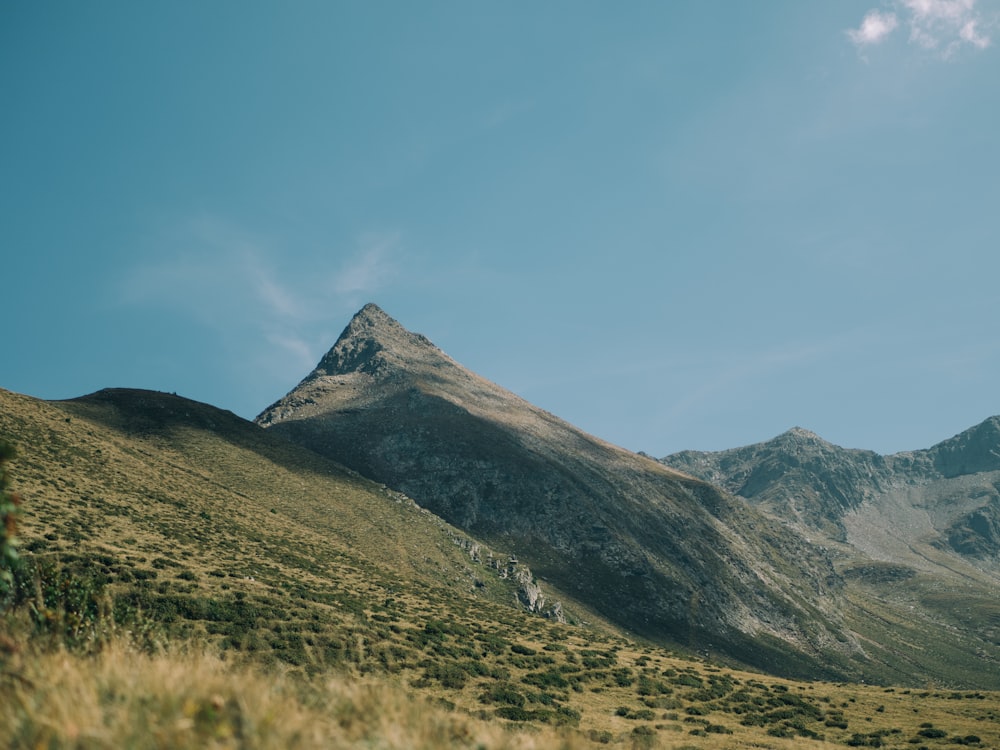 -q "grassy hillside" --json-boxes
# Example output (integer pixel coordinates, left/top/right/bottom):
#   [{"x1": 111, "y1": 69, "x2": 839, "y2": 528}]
[
  {"x1": 4, "y1": 385, "x2": 1000, "y2": 748},
  {"x1": 0, "y1": 386, "x2": 582, "y2": 667}
]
